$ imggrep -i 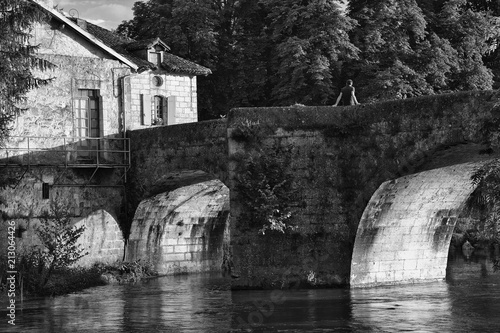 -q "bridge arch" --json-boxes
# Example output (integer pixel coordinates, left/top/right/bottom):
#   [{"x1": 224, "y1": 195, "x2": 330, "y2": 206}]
[
  {"x1": 125, "y1": 172, "x2": 230, "y2": 275},
  {"x1": 350, "y1": 160, "x2": 494, "y2": 287}
]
